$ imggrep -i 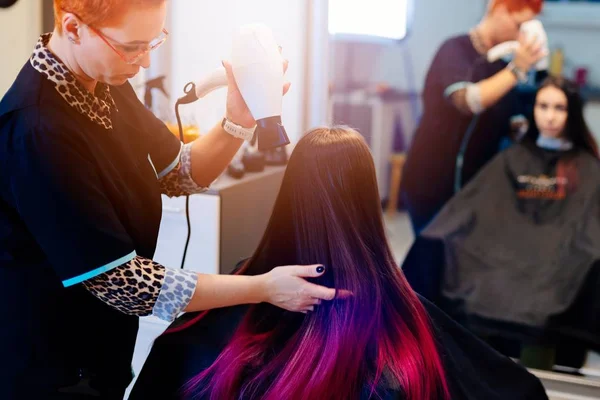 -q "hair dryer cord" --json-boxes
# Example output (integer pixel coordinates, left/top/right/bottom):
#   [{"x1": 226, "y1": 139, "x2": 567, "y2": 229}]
[{"x1": 175, "y1": 99, "x2": 192, "y2": 269}]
